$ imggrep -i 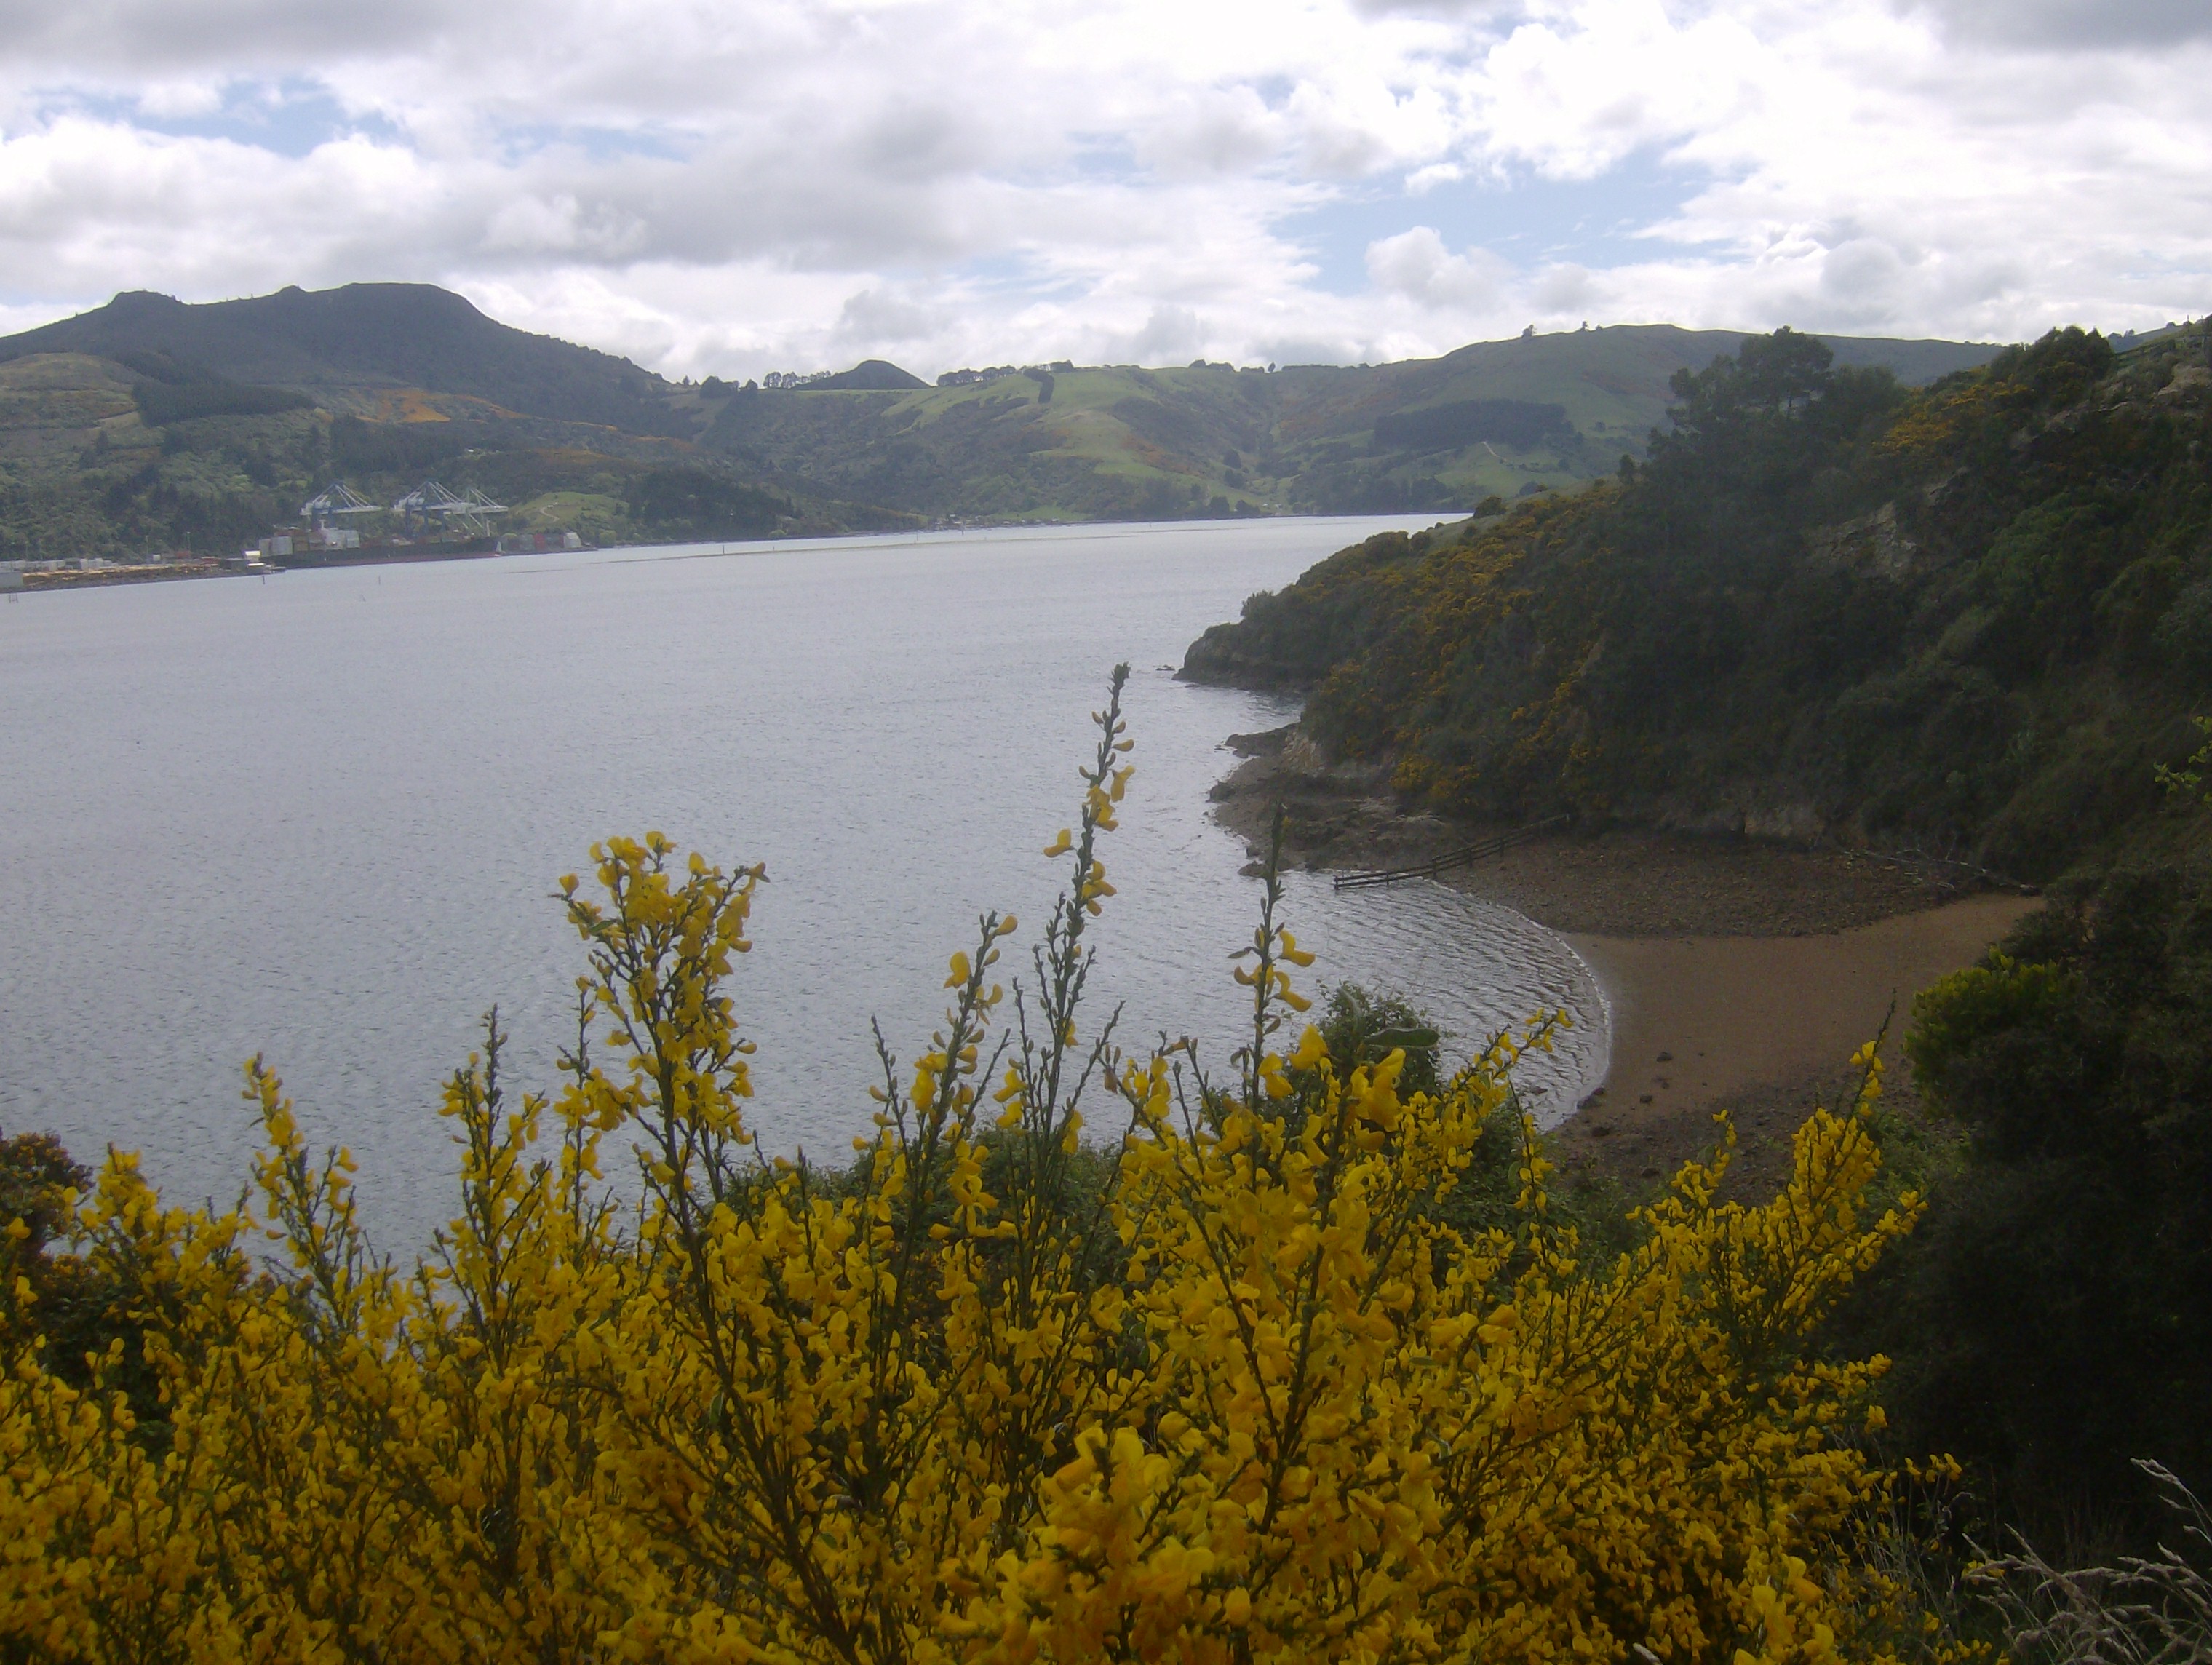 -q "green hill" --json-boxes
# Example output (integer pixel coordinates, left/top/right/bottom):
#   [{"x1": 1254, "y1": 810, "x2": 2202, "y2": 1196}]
[
  {"x1": 1182, "y1": 324, "x2": 2212, "y2": 879},
  {"x1": 0, "y1": 285, "x2": 685, "y2": 435},
  {"x1": 0, "y1": 346, "x2": 904, "y2": 560},
  {"x1": 0, "y1": 283, "x2": 2002, "y2": 558},
  {"x1": 698, "y1": 327, "x2": 1998, "y2": 520},
  {"x1": 1260, "y1": 326, "x2": 1996, "y2": 511},
  {"x1": 0, "y1": 287, "x2": 917, "y2": 555}
]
